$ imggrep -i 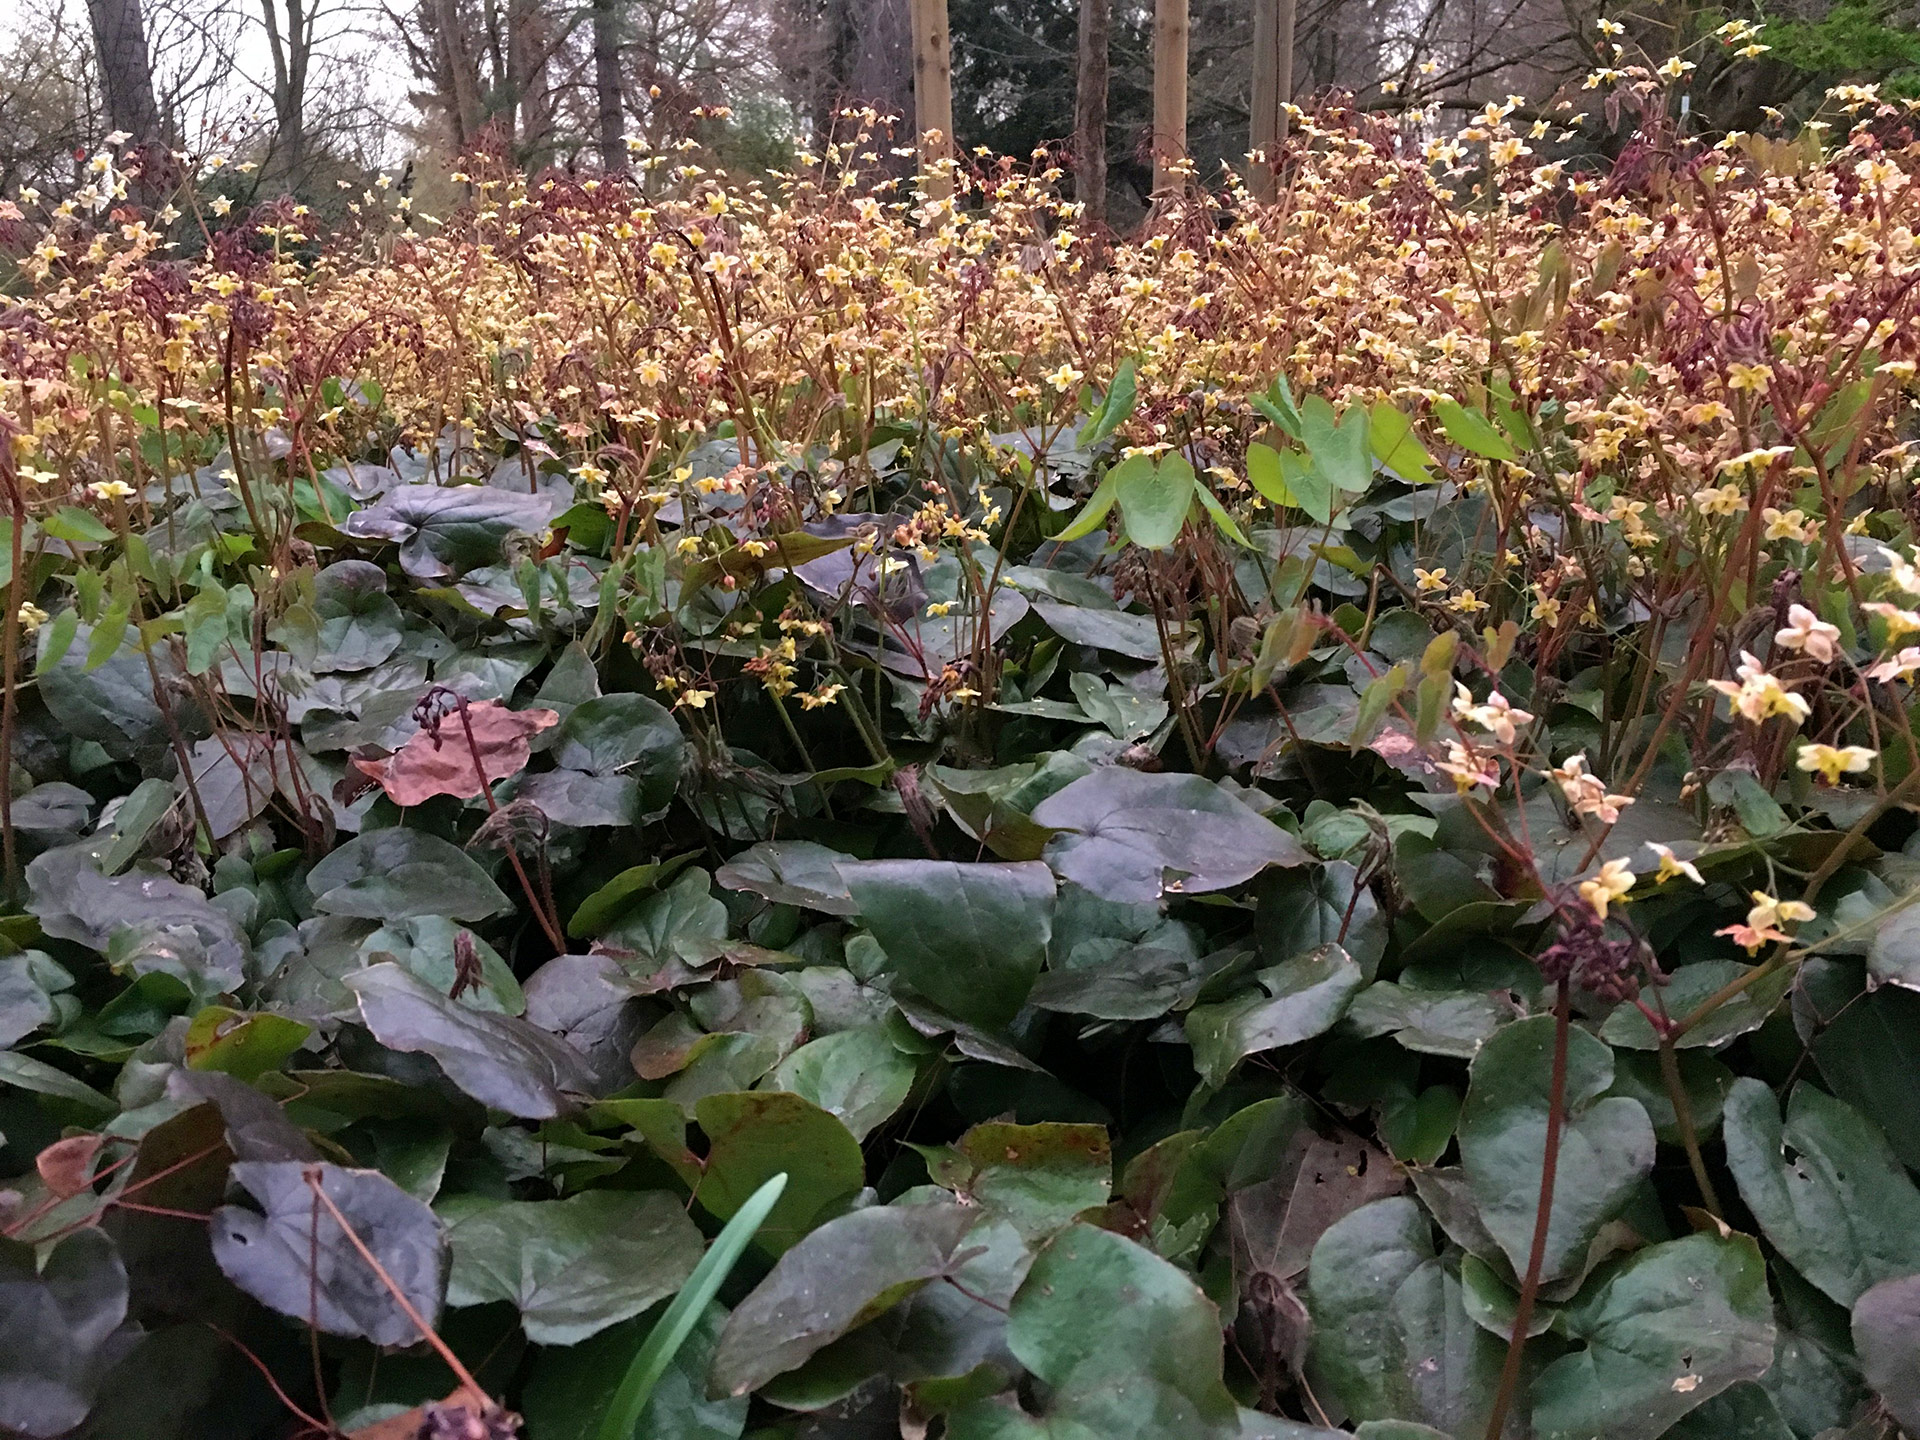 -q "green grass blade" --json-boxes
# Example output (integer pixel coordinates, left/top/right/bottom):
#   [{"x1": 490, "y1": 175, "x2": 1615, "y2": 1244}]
[{"x1": 594, "y1": 1171, "x2": 788, "y2": 1440}]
